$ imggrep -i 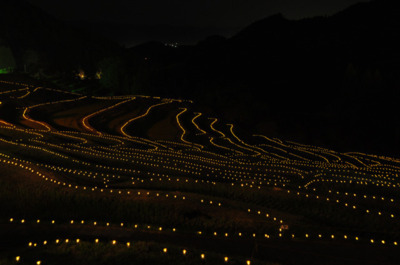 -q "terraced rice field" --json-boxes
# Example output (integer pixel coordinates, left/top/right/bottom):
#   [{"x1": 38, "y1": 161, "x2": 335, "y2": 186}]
[{"x1": 1, "y1": 77, "x2": 400, "y2": 265}]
